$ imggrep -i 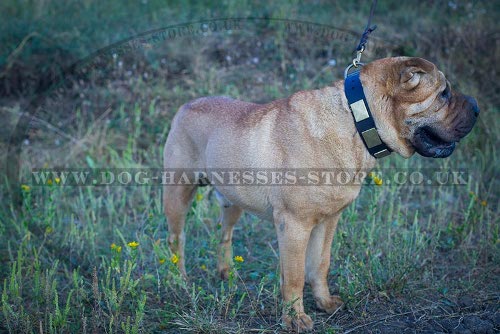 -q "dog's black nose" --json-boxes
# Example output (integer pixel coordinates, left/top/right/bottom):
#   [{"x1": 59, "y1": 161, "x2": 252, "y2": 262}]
[{"x1": 465, "y1": 95, "x2": 480, "y2": 116}]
